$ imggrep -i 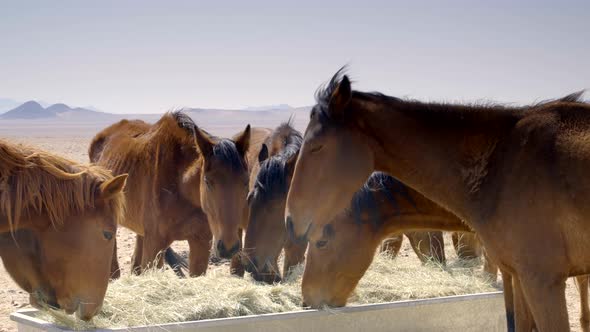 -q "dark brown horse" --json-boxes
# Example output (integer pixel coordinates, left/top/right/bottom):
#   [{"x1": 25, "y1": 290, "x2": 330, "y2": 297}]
[
  {"x1": 241, "y1": 122, "x2": 306, "y2": 283},
  {"x1": 90, "y1": 111, "x2": 251, "y2": 276},
  {"x1": 0, "y1": 140, "x2": 127, "y2": 320},
  {"x1": 286, "y1": 69, "x2": 590, "y2": 331},
  {"x1": 302, "y1": 172, "x2": 474, "y2": 307}
]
